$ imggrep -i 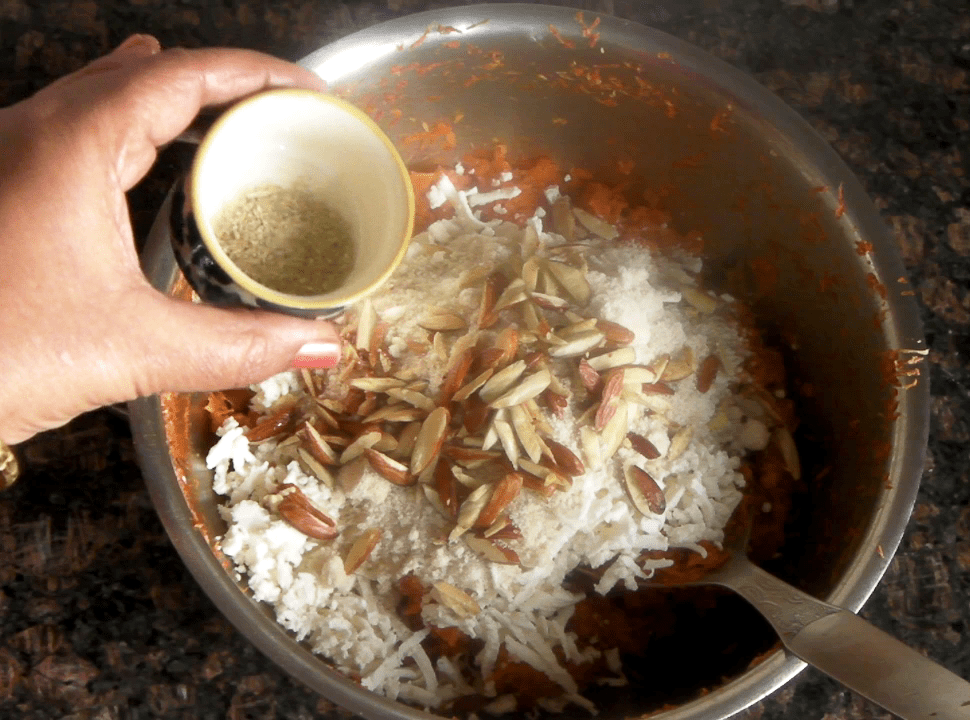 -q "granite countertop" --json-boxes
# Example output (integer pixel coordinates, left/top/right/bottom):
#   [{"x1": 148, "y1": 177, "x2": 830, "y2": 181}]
[{"x1": 1, "y1": 1, "x2": 968, "y2": 718}]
